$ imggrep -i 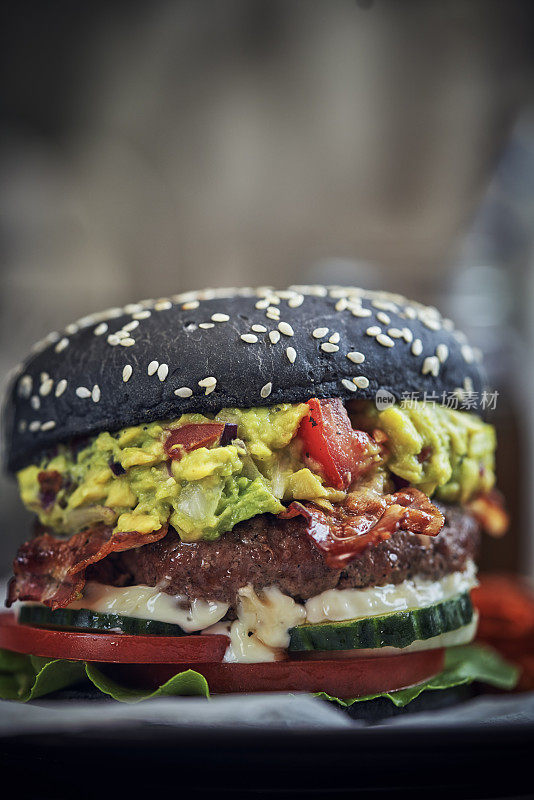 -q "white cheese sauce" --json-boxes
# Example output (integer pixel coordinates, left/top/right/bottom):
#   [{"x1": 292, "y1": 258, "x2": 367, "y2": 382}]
[{"x1": 65, "y1": 582, "x2": 229, "y2": 632}]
